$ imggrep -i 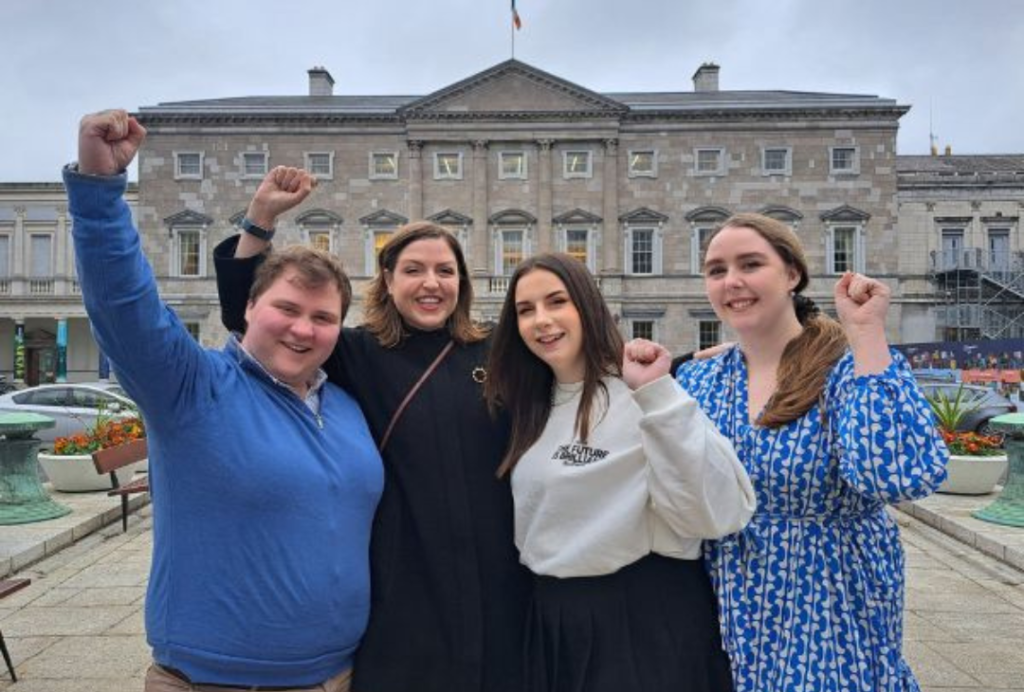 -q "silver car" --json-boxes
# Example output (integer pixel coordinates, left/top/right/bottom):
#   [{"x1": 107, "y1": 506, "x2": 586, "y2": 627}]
[
  {"x1": 918, "y1": 381, "x2": 1018, "y2": 436},
  {"x1": 0, "y1": 382, "x2": 135, "y2": 445}
]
